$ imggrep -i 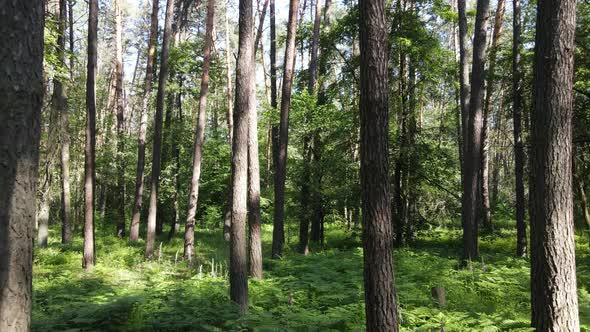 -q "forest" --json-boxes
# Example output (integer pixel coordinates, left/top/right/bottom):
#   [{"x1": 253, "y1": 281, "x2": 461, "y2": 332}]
[{"x1": 1, "y1": 0, "x2": 590, "y2": 330}]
